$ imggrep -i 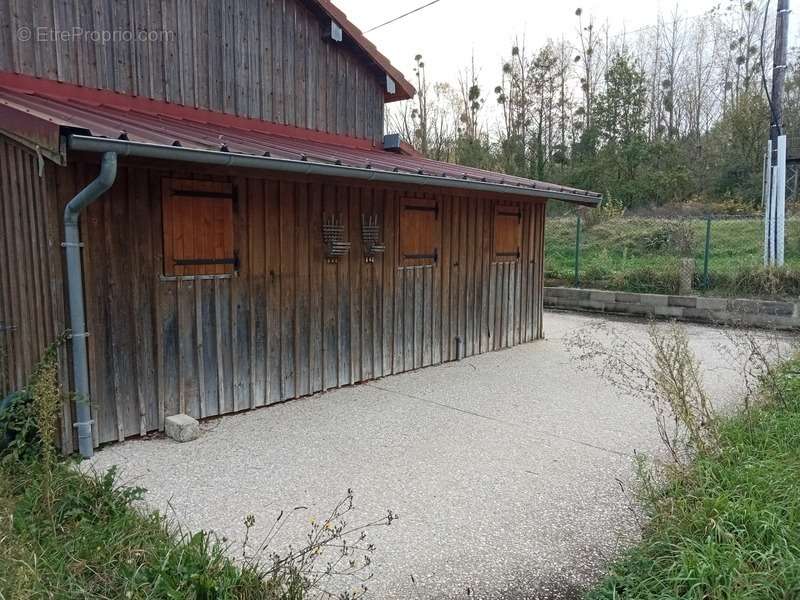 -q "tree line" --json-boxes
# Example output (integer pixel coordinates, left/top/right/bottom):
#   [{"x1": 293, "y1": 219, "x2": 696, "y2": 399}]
[{"x1": 387, "y1": 0, "x2": 800, "y2": 210}]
